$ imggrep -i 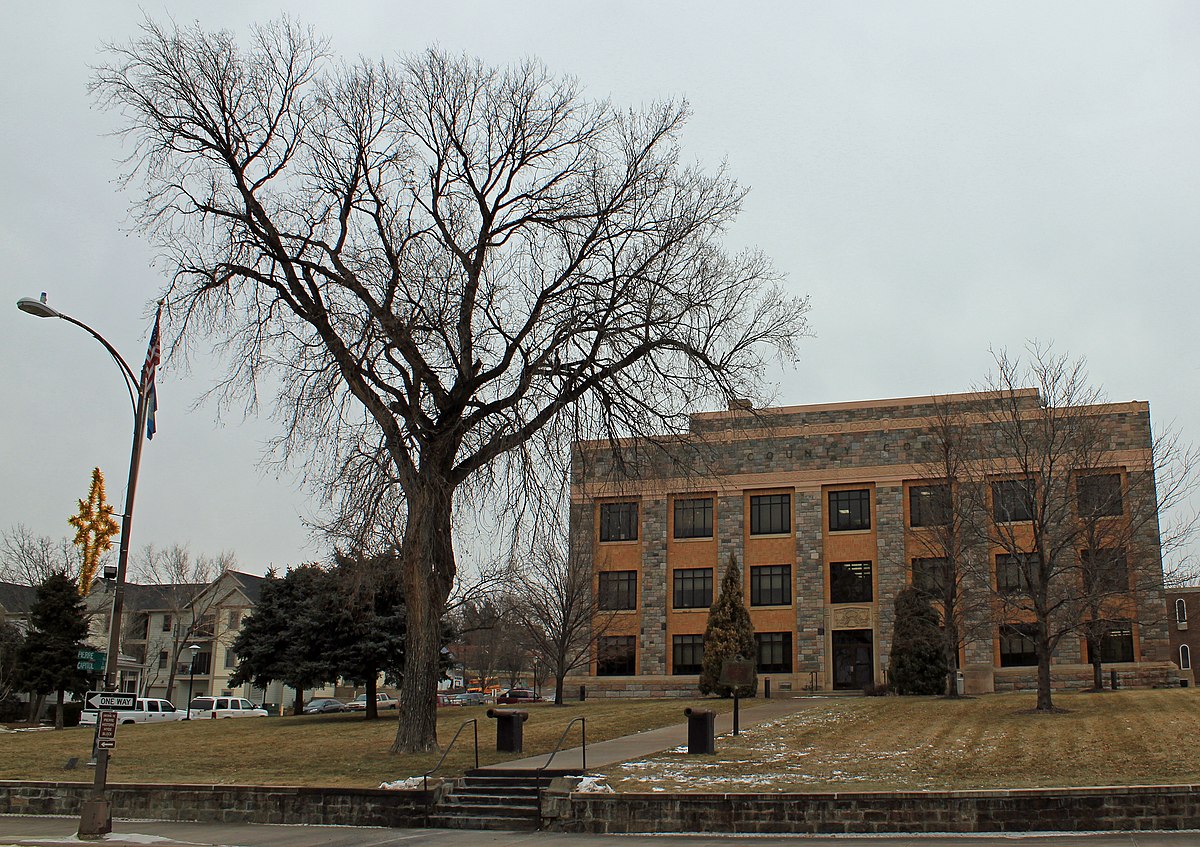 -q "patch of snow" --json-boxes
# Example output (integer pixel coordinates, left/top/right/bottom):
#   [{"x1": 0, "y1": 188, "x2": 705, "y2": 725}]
[
  {"x1": 575, "y1": 776, "x2": 614, "y2": 793},
  {"x1": 378, "y1": 777, "x2": 425, "y2": 790}
]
